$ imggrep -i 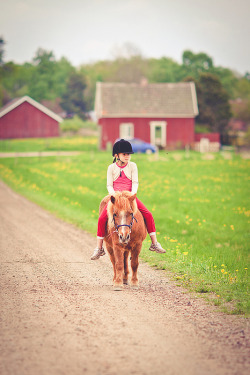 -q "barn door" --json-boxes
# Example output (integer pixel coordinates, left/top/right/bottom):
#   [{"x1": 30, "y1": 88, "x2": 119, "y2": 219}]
[{"x1": 150, "y1": 121, "x2": 167, "y2": 148}]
